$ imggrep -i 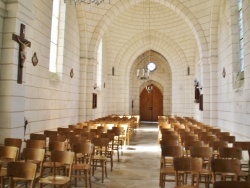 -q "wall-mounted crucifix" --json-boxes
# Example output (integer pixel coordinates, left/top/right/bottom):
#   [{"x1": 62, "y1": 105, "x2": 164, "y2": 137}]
[{"x1": 12, "y1": 24, "x2": 31, "y2": 84}]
